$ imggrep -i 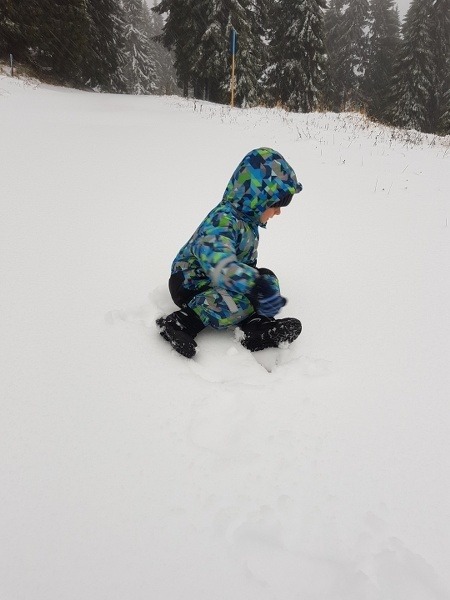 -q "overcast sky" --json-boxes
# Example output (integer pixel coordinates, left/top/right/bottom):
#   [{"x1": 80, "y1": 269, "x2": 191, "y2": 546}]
[{"x1": 396, "y1": 0, "x2": 411, "y2": 19}]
